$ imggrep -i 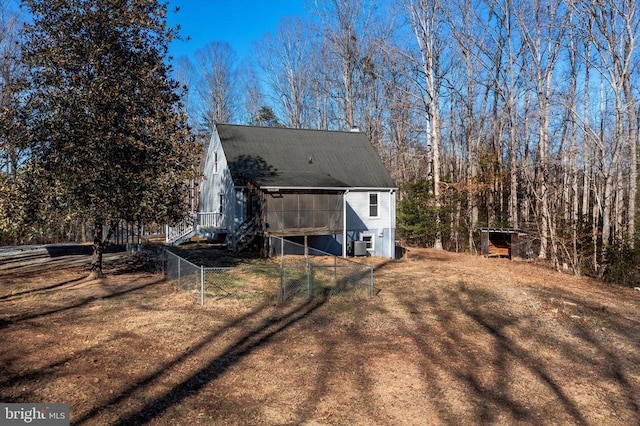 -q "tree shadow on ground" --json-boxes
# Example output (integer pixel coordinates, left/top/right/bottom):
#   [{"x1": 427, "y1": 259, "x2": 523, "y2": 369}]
[
  {"x1": 0, "y1": 279, "x2": 164, "y2": 330},
  {"x1": 73, "y1": 296, "x2": 327, "y2": 425},
  {"x1": 0, "y1": 276, "x2": 86, "y2": 301},
  {"x1": 392, "y1": 281, "x2": 639, "y2": 424},
  {"x1": 0, "y1": 251, "x2": 128, "y2": 280},
  {"x1": 0, "y1": 250, "x2": 49, "y2": 266},
  {"x1": 0, "y1": 333, "x2": 138, "y2": 399},
  {"x1": 4, "y1": 250, "x2": 639, "y2": 424}
]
